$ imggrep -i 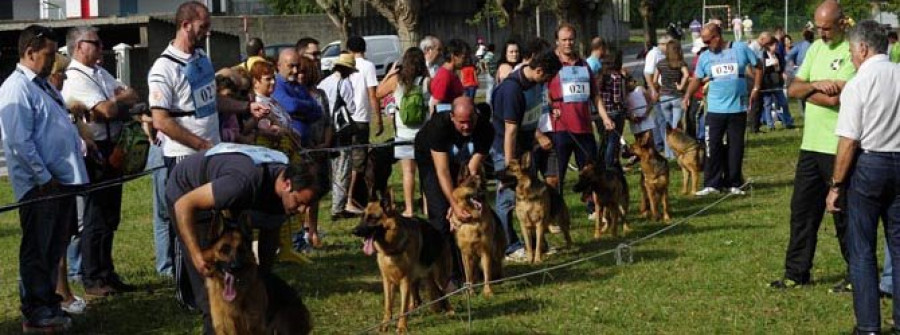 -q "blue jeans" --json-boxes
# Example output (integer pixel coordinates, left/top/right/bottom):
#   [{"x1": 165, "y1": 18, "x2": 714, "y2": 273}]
[
  {"x1": 761, "y1": 91, "x2": 794, "y2": 128},
  {"x1": 148, "y1": 144, "x2": 173, "y2": 276},
  {"x1": 67, "y1": 197, "x2": 85, "y2": 280},
  {"x1": 658, "y1": 95, "x2": 683, "y2": 158},
  {"x1": 882, "y1": 238, "x2": 894, "y2": 295},
  {"x1": 491, "y1": 150, "x2": 523, "y2": 254},
  {"x1": 847, "y1": 152, "x2": 900, "y2": 332},
  {"x1": 600, "y1": 113, "x2": 626, "y2": 169}
]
